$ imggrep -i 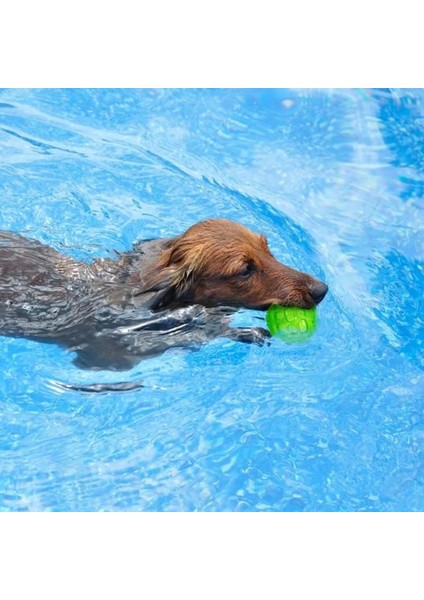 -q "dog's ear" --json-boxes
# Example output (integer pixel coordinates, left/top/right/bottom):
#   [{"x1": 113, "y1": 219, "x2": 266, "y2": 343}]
[
  {"x1": 139, "y1": 266, "x2": 181, "y2": 310},
  {"x1": 136, "y1": 244, "x2": 199, "y2": 310}
]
